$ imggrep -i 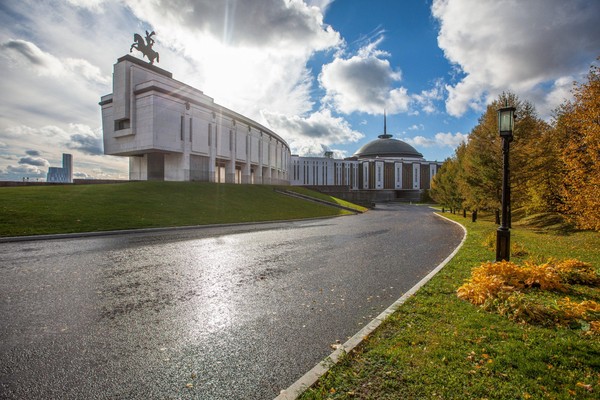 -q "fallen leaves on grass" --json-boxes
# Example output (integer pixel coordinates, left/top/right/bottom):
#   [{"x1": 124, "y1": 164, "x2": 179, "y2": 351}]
[{"x1": 457, "y1": 259, "x2": 599, "y2": 332}]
